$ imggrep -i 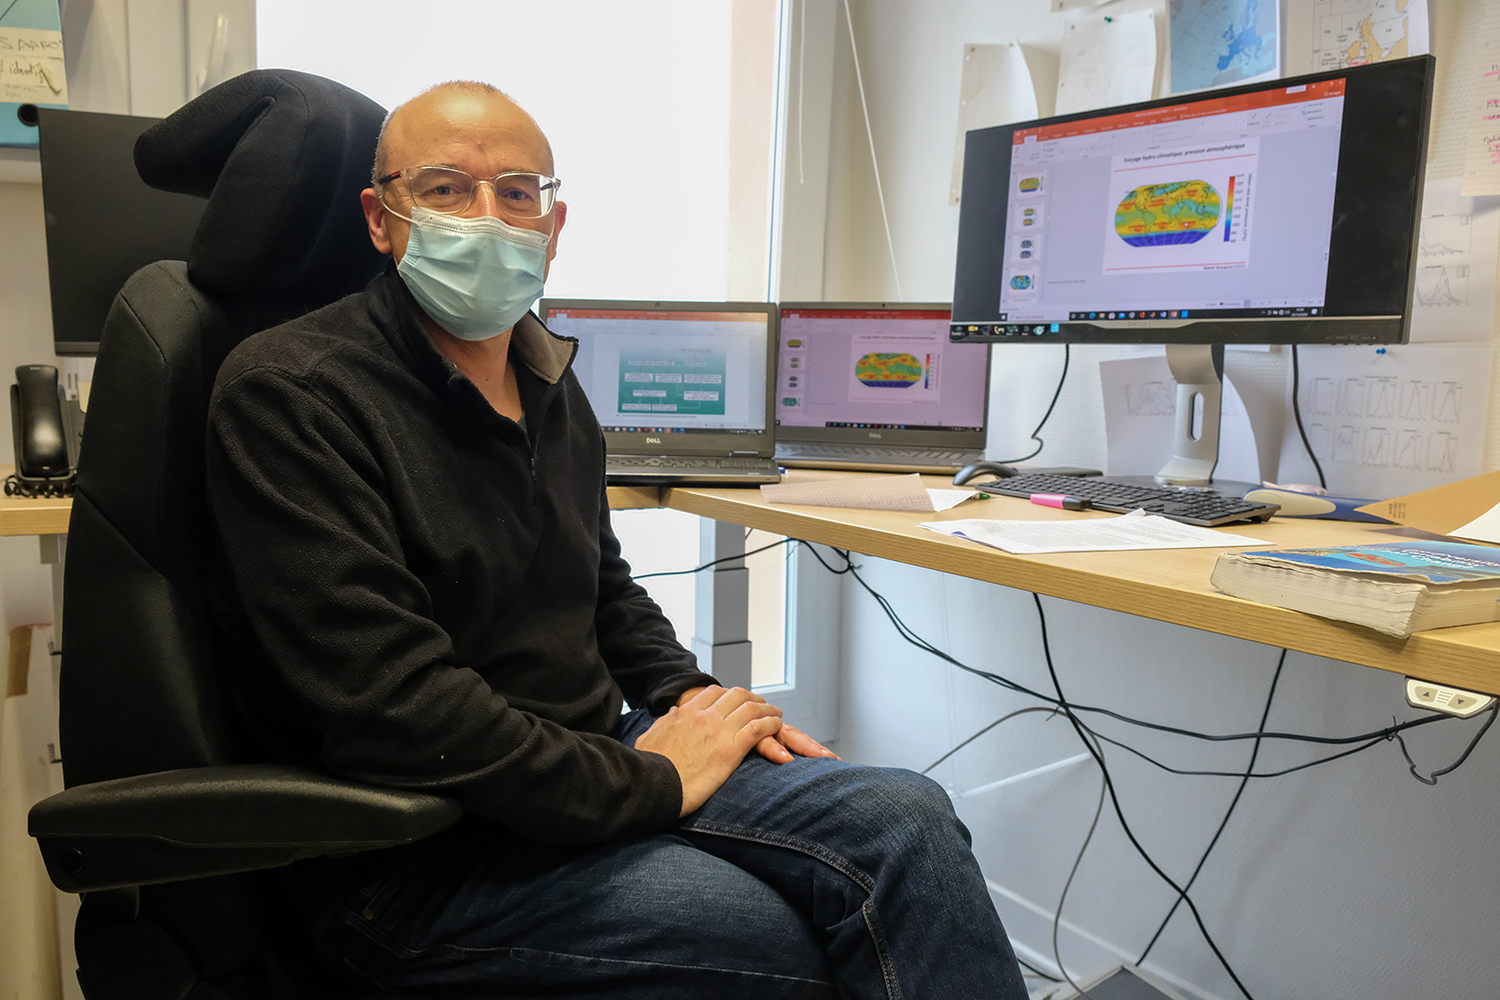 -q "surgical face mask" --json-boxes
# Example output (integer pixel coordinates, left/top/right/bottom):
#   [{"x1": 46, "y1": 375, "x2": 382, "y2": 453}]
[{"x1": 395, "y1": 207, "x2": 551, "y2": 341}]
